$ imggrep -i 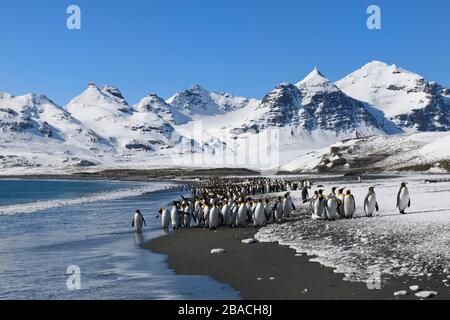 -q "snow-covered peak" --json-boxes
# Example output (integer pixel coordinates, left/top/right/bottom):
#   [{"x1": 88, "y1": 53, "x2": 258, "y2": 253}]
[
  {"x1": 296, "y1": 67, "x2": 339, "y2": 94},
  {"x1": 336, "y1": 61, "x2": 428, "y2": 117},
  {"x1": 133, "y1": 93, "x2": 190, "y2": 124},
  {"x1": 67, "y1": 83, "x2": 132, "y2": 117},
  {"x1": 167, "y1": 85, "x2": 255, "y2": 117}
]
